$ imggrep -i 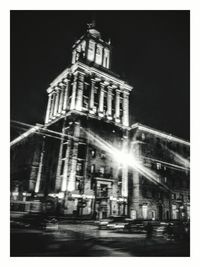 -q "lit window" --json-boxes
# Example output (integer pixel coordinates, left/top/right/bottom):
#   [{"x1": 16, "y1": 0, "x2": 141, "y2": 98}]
[
  {"x1": 99, "y1": 167, "x2": 105, "y2": 174},
  {"x1": 91, "y1": 150, "x2": 96, "y2": 158},
  {"x1": 141, "y1": 133, "x2": 145, "y2": 140},
  {"x1": 101, "y1": 152, "x2": 106, "y2": 159},
  {"x1": 171, "y1": 193, "x2": 176, "y2": 200},
  {"x1": 88, "y1": 40, "x2": 95, "y2": 61},
  {"x1": 91, "y1": 164, "x2": 95, "y2": 173},
  {"x1": 156, "y1": 163, "x2": 162, "y2": 170},
  {"x1": 96, "y1": 47, "x2": 100, "y2": 55},
  {"x1": 76, "y1": 162, "x2": 82, "y2": 172}
]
